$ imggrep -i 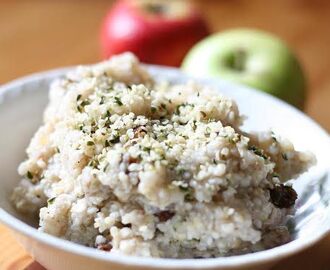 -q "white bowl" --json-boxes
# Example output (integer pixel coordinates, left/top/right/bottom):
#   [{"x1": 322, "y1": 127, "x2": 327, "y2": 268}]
[{"x1": 0, "y1": 66, "x2": 329, "y2": 270}]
